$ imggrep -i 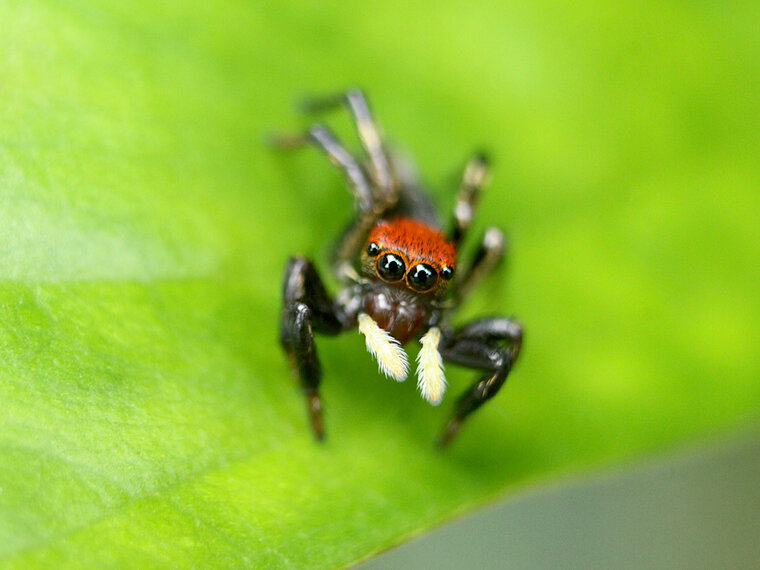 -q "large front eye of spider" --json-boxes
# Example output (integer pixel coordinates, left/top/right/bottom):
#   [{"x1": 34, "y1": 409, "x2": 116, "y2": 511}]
[
  {"x1": 377, "y1": 253, "x2": 406, "y2": 282},
  {"x1": 407, "y1": 263, "x2": 438, "y2": 292}
]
